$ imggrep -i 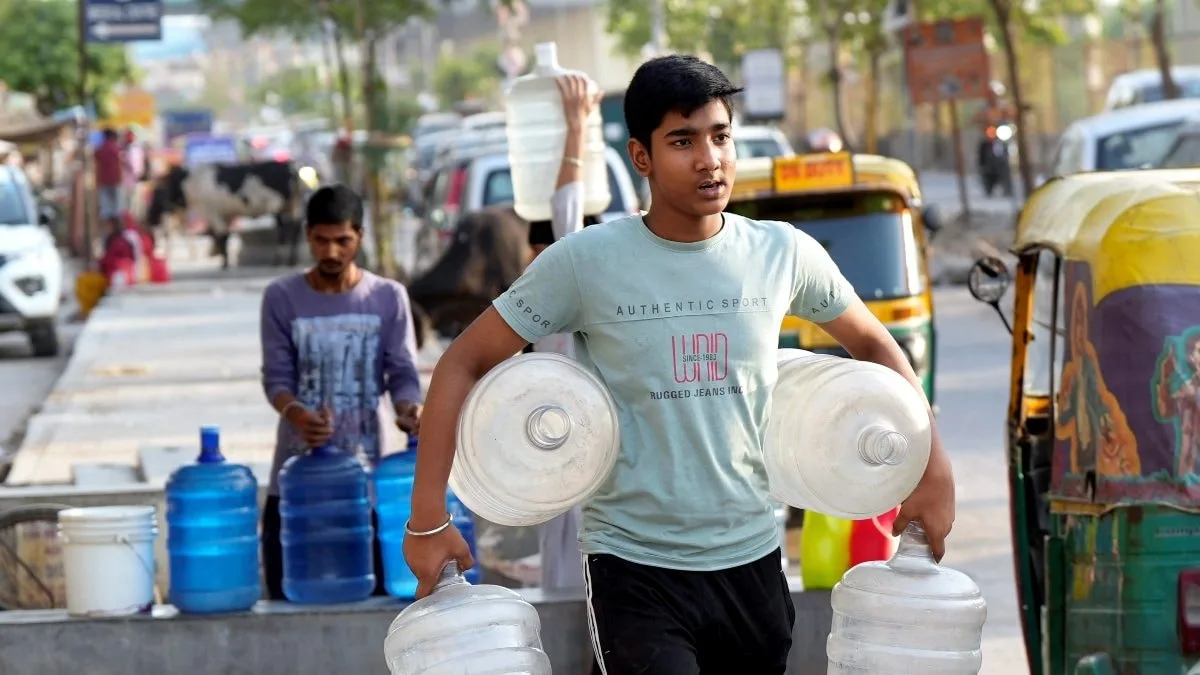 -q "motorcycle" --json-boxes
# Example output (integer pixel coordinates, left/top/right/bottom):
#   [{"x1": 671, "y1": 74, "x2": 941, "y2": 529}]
[{"x1": 978, "y1": 122, "x2": 1015, "y2": 198}]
